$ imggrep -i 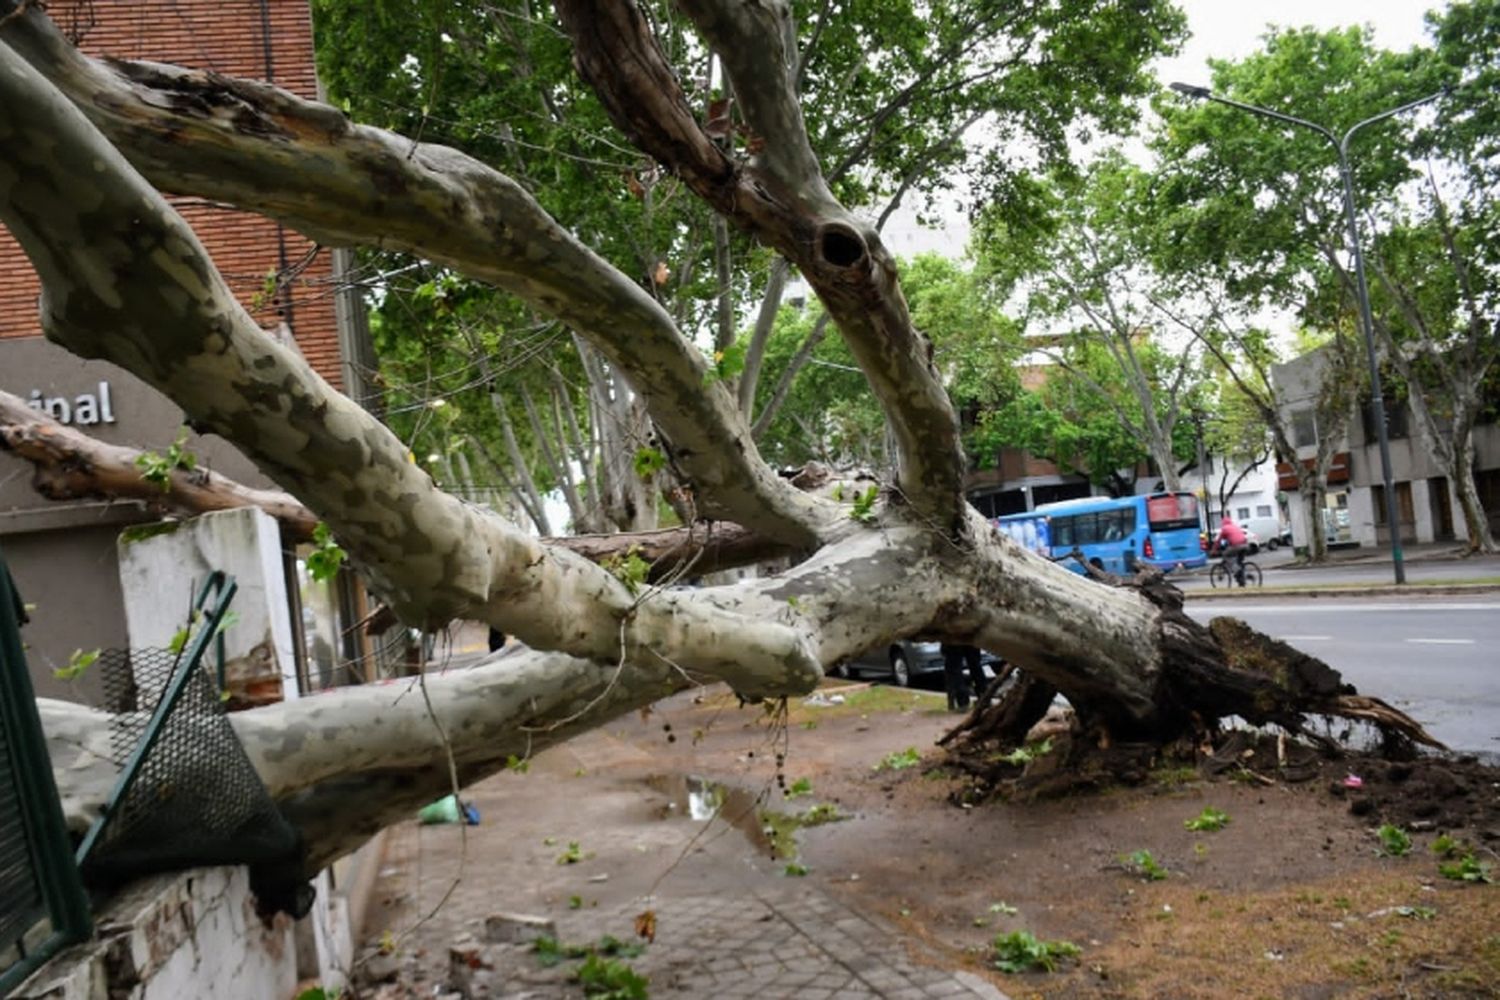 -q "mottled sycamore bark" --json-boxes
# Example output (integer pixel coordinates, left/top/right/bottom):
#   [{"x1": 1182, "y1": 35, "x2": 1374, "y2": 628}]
[{"x1": 0, "y1": 2, "x2": 831, "y2": 548}]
